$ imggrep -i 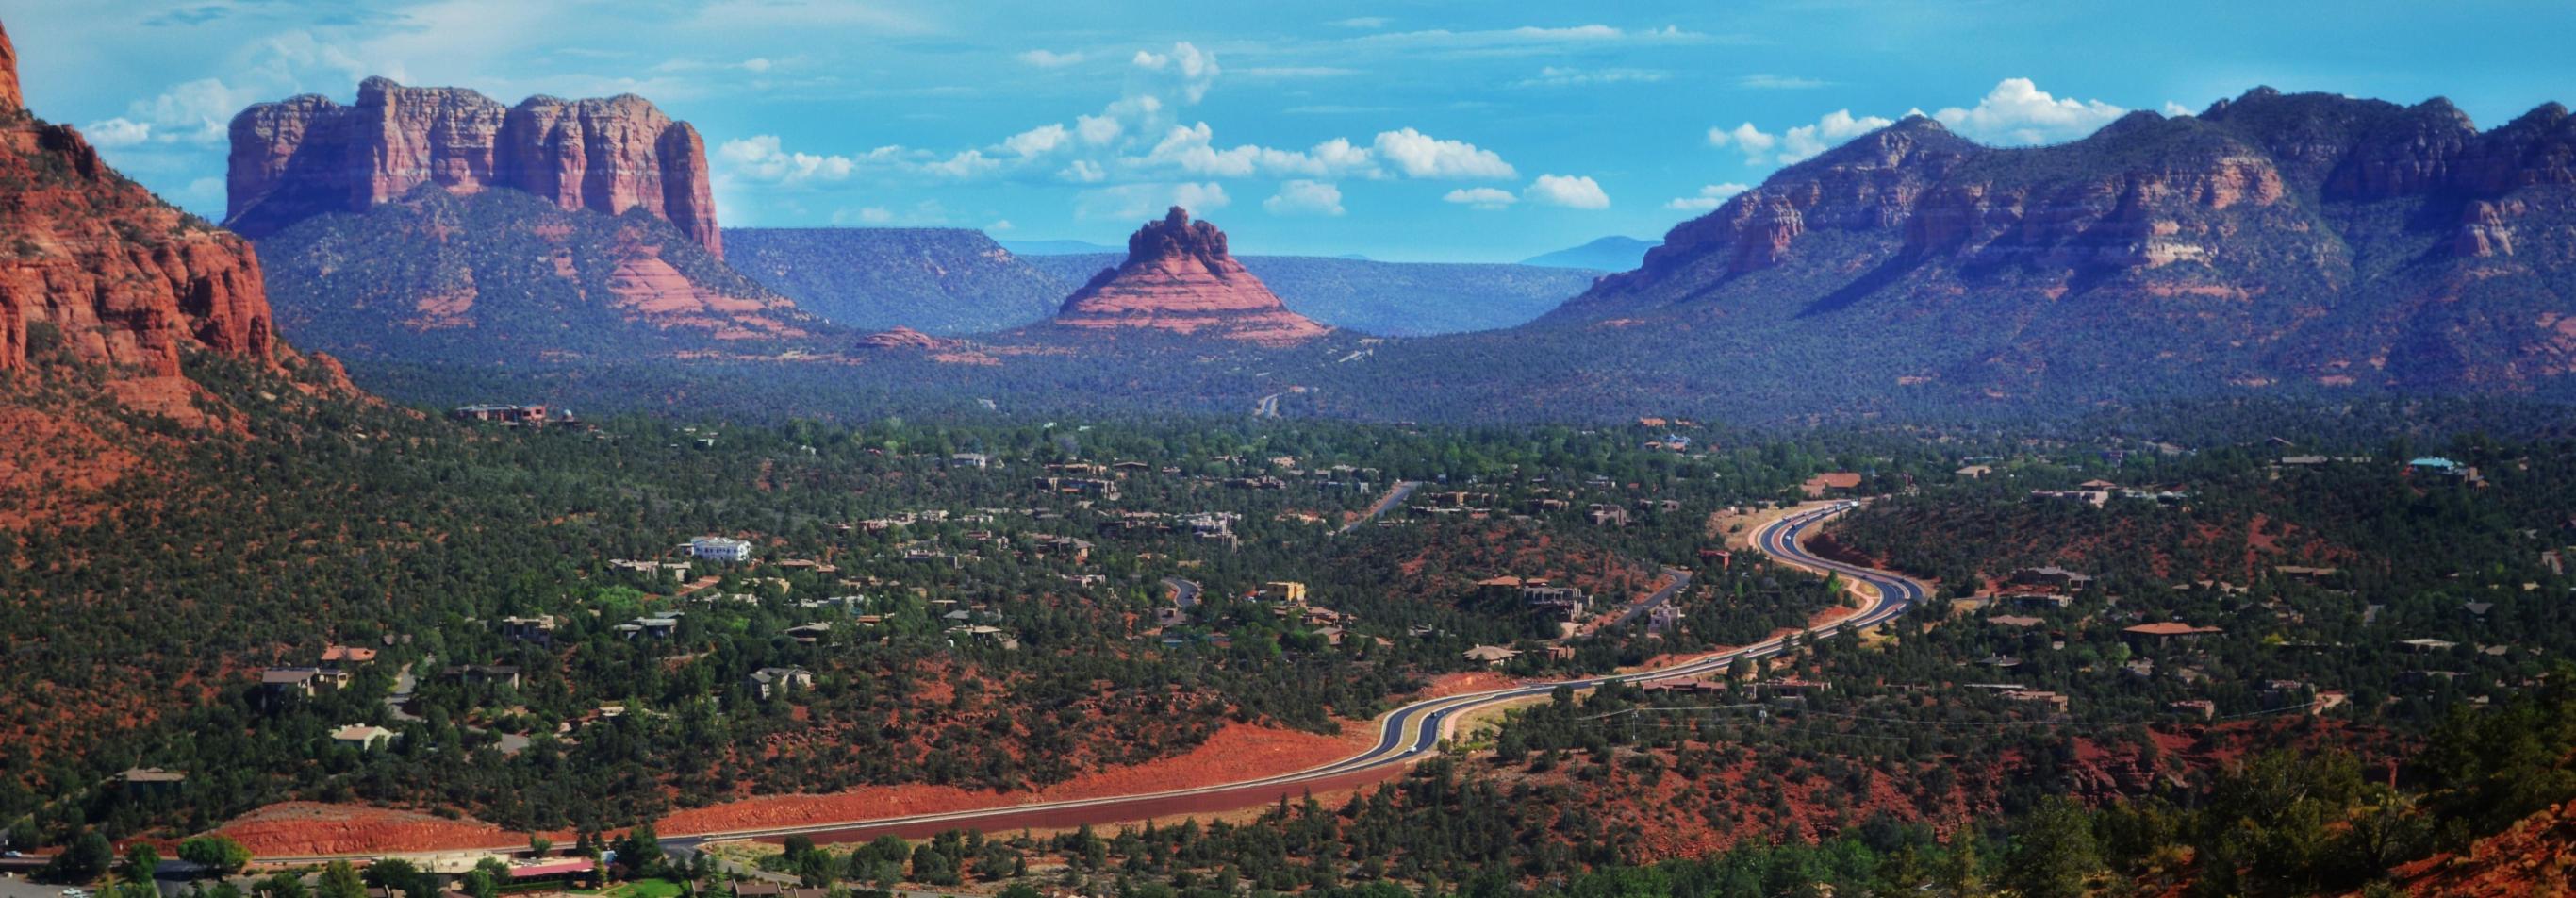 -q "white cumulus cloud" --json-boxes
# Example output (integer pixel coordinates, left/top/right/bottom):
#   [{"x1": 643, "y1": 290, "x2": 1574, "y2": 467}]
[
  {"x1": 1263, "y1": 180, "x2": 1345, "y2": 216},
  {"x1": 1443, "y1": 187, "x2": 1517, "y2": 210},
  {"x1": 1524, "y1": 175, "x2": 1610, "y2": 209},
  {"x1": 84, "y1": 118, "x2": 156, "y2": 147},
  {"x1": 1709, "y1": 109, "x2": 1893, "y2": 165},
  {"x1": 1664, "y1": 183, "x2": 1749, "y2": 211},
  {"x1": 1705, "y1": 79, "x2": 2129, "y2": 170},
  {"x1": 1004, "y1": 124, "x2": 1071, "y2": 158},
  {"x1": 1931, "y1": 78, "x2": 2126, "y2": 145},
  {"x1": 1373, "y1": 128, "x2": 1515, "y2": 179},
  {"x1": 1131, "y1": 42, "x2": 1219, "y2": 102}
]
